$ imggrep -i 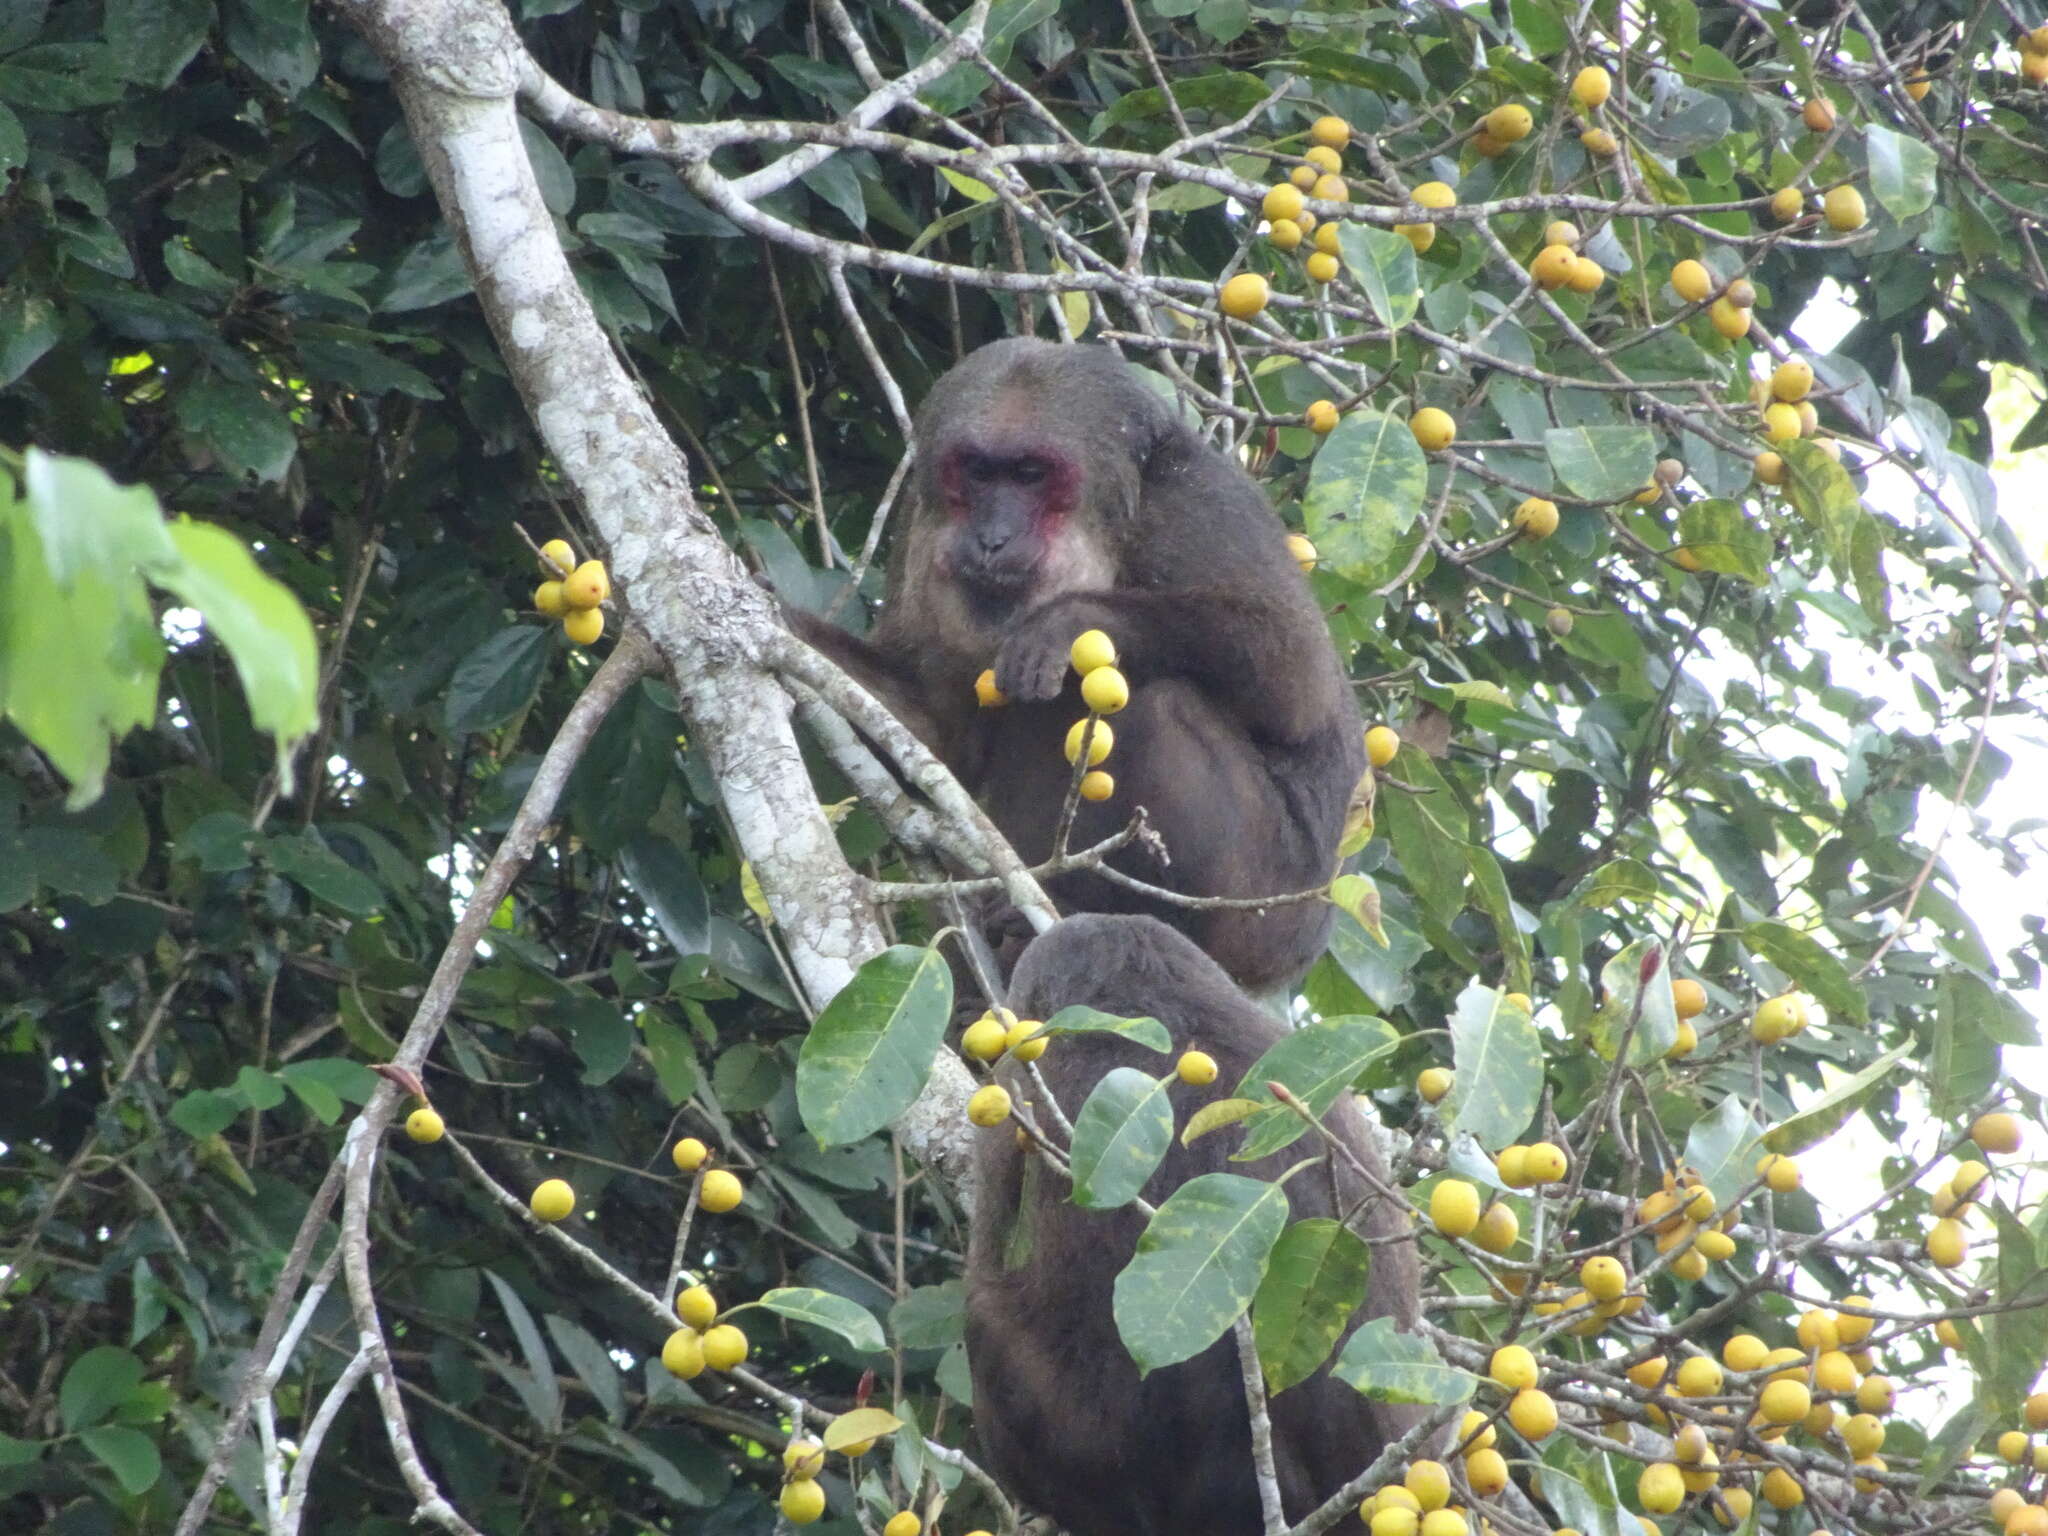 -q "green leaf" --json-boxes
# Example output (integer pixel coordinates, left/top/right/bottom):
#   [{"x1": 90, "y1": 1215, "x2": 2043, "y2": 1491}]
[
  {"x1": 795, "y1": 945, "x2": 952, "y2": 1146},
  {"x1": 0, "y1": 1433, "x2": 38, "y2": 1467},
  {"x1": 1380, "y1": 749, "x2": 1468, "y2": 925},
  {"x1": 108, "y1": 0, "x2": 211, "y2": 87},
  {"x1": 1987, "y1": 1204, "x2": 2048, "y2": 1404},
  {"x1": 1093, "y1": 70, "x2": 1268, "y2": 131},
  {"x1": 1578, "y1": 857, "x2": 1657, "y2": 909},
  {"x1": 168, "y1": 1089, "x2": 240, "y2": 1139},
  {"x1": 1742, "y1": 919, "x2": 1868, "y2": 1023},
  {"x1": 890, "y1": 1282, "x2": 966, "y2": 1349},
  {"x1": 79, "y1": 1424, "x2": 161, "y2": 1495},
  {"x1": 1761, "y1": 1044, "x2": 1913, "y2": 1153},
  {"x1": 1676, "y1": 498, "x2": 1772, "y2": 583},
  {"x1": 174, "y1": 377, "x2": 298, "y2": 483},
  {"x1": 21, "y1": 446, "x2": 177, "y2": 581},
  {"x1": 1439, "y1": 984, "x2": 1542, "y2": 1151},
  {"x1": 484, "y1": 1271, "x2": 562, "y2": 1429},
  {"x1": 1930, "y1": 972, "x2": 2003, "y2": 1122},
  {"x1": 1112, "y1": 1172, "x2": 1288, "y2": 1374},
  {"x1": 1510, "y1": 0, "x2": 1569, "y2": 53},
  {"x1": 0, "y1": 289, "x2": 56, "y2": 384},
  {"x1": 555, "y1": 994, "x2": 635, "y2": 1086},
  {"x1": 1042, "y1": 1005, "x2": 1171, "y2": 1053},
  {"x1": 159, "y1": 518, "x2": 320, "y2": 778},
  {"x1": 546, "y1": 1314, "x2": 626, "y2": 1424},
  {"x1": 267, "y1": 831, "x2": 383, "y2": 915},
  {"x1": 1266, "y1": 49, "x2": 1417, "y2": 99},
  {"x1": 1587, "y1": 938, "x2": 1679, "y2": 1065},
  {"x1": 1302, "y1": 410, "x2": 1428, "y2": 585},
  {"x1": 1919, "y1": 1400, "x2": 1993, "y2": 1495},
  {"x1": 1336, "y1": 225, "x2": 1419, "y2": 331},
  {"x1": 1544, "y1": 425, "x2": 1656, "y2": 503},
  {"x1": 1233, "y1": 1015, "x2": 1398, "y2": 1161},
  {"x1": 1681, "y1": 1095, "x2": 1758, "y2": 1215},
  {"x1": 1866, "y1": 124, "x2": 1938, "y2": 218},
  {"x1": 444, "y1": 625, "x2": 551, "y2": 735},
  {"x1": 1849, "y1": 510, "x2": 1891, "y2": 626},
  {"x1": 752, "y1": 1287, "x2": 887, "y2": 1354},
  {"x1": 1330, "y1": 1318, "x2": 1477, "y2": 1405},
  {"x1": 1068, "y1": 1067, "x2": 1175, "y2": 1210},
  {"x1": 1253, "y1": 1218, "x2": 1371, "y2": 1393},
  {"x1": 1779, "y1": 439, "x2": 1861, "y2": 576},
  {"x1": 0, "y1": 468, "x2": 163, "y2": 806},
  {"x1": 60, "y1": 1346, "x2": 145, "y2": 1432},
  {"x1": 1464, "y1": 842, "x2": 1530, "y2": 993},
  {"x1": 641, "y1": 1011, "x2": 701, "y2": 1105}
]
